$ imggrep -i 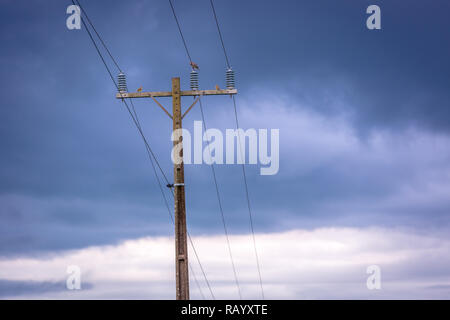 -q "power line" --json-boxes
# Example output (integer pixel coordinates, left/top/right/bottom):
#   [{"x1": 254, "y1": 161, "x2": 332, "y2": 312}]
[
  {"x1": 74, "y1": 0, "x2": 170, "y2": 186},
  {"x1": 73, "y1": 0, "x2": 214, "y2": 299},
  {"x1": 208, "y1": 1, "x2": 265, "y2": 299},
  {"x1": 167, "y1": 0, "x2": 243, "y2": 299},
  {"x1": 187, "y1": 231, "x2": 215, "y2": 299},
  {"x1": 74, "y1": 0, "x2": 122, "y2": 73},
  {"x1": 189, "y1": 264, "x2": 205, "y2": 299},
  {"x1": 232, "y1": 96, "x2": 265, "y2": 299},
  {"x1": 168, "y1": 0, "x2": 193, "y2": 65},
  {"x1": 78, "y1": 11, "x2": 213, "y2": 298},
  {"x1": 199, "y1": 98, "x2": 242, "y2": 299},
  {"x1": 209, "y1": 0, "x2": 231, "y2": 69}
]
